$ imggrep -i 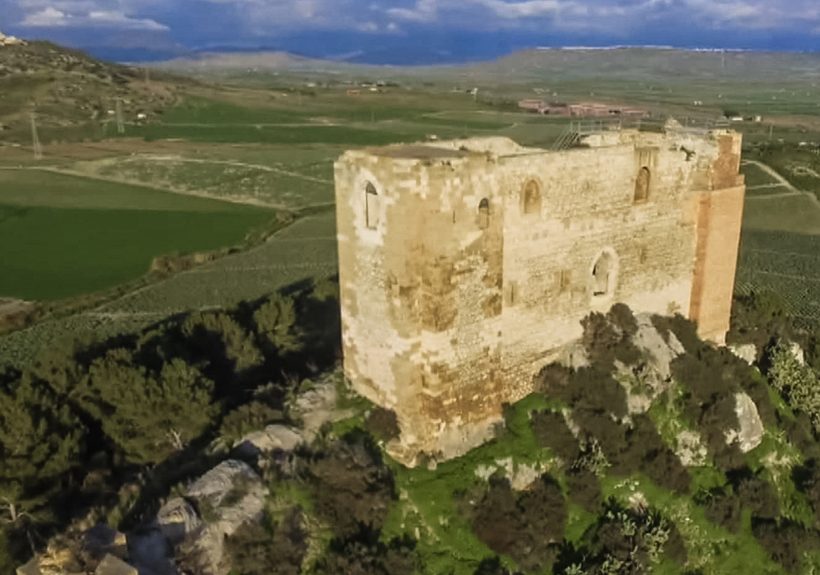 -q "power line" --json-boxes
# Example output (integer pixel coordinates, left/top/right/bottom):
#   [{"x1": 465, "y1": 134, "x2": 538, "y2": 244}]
[
  {"x1": 30, "y1": 112, "x2": 42, "y2": 160},
  {"x1": 116, "y1": 100, "x2": 125, "y2": 135}
]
